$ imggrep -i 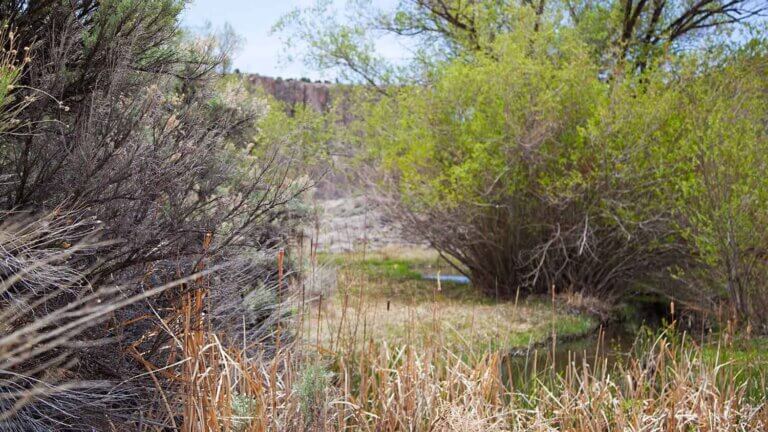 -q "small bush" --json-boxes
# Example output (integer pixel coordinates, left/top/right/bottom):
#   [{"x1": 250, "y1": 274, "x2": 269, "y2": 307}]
[{"x1": 296, "y1": 363, "x2": 332, "y2": 427}]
